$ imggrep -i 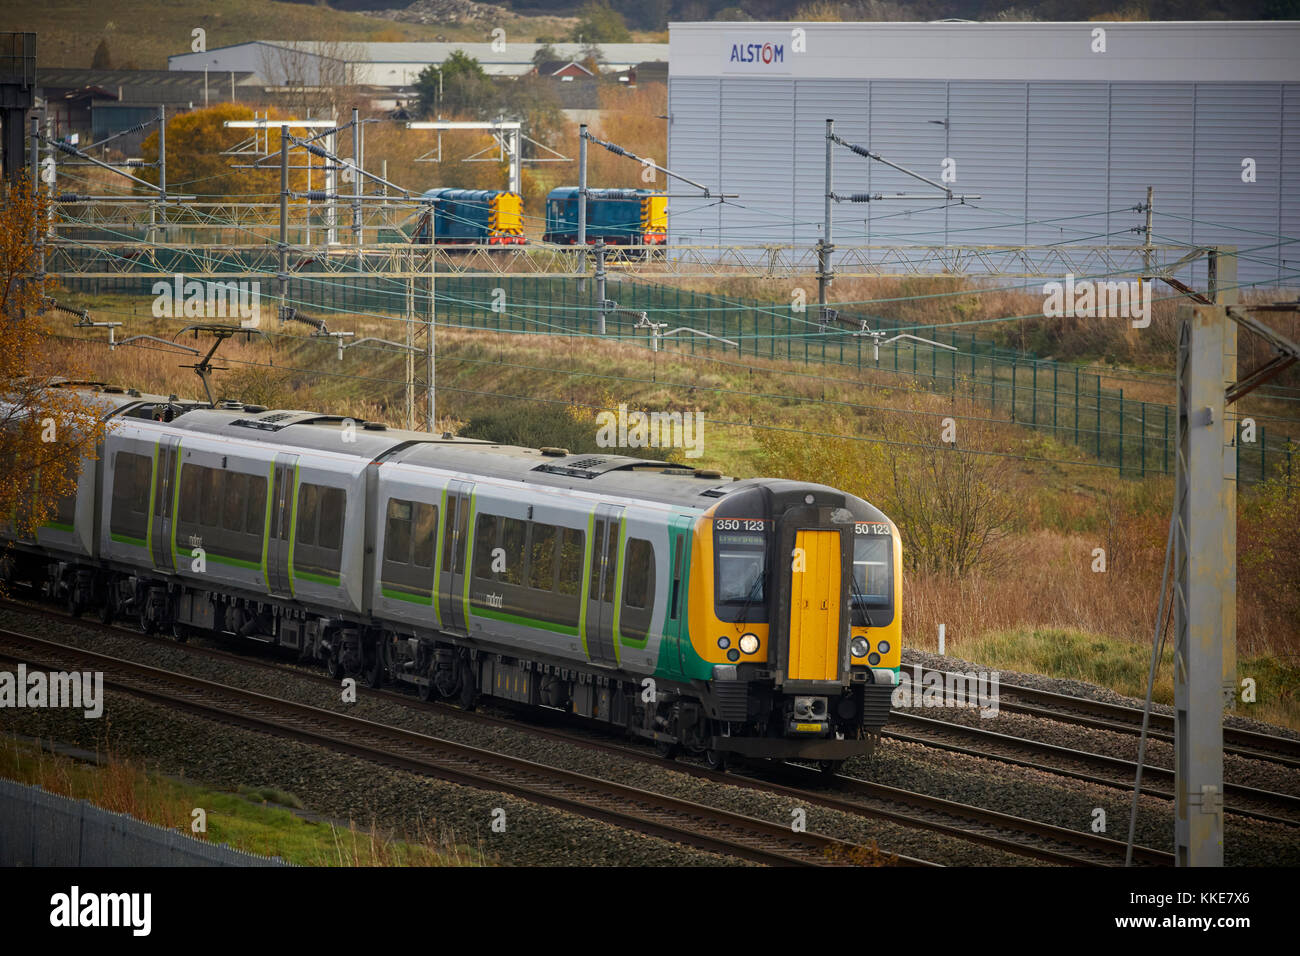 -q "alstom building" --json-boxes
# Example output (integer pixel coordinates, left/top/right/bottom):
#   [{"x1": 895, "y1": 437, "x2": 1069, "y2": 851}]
[{"x1": 665, "y1": 21, "x2": 1300, "y2": 287}]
